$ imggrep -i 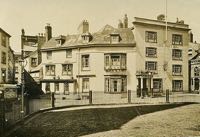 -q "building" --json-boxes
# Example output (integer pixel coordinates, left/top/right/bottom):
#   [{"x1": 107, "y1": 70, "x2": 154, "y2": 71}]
[
  {"x1": 132, "y1": 15, "x2": 190, "y2": 95},
  {"x1": 190, "y1": 52, "x2": 200, "y2": 92},
  {"x1": 40, "y1": 17, "x2": 137, "y2": 95},
  {"x1": 0, "y1": 28, "x2": 15, "y2": 84}
]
